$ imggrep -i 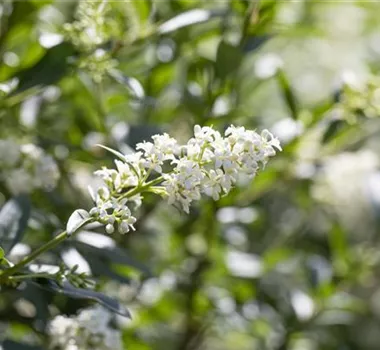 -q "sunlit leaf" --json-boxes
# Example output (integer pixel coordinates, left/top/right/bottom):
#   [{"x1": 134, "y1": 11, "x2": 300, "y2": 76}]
[
  {"x1": 0, "y1": 195, "x2": 30, "y2": 254},
  {"x1": 158, "y1": 9, "x2": 222, "y2": 34},
  {"x1": 66, "y1": 209, "x2": 91, "y2": 236},
  {"x1": 108, "y1": 70, "x2": 145, "y2": 99}
]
